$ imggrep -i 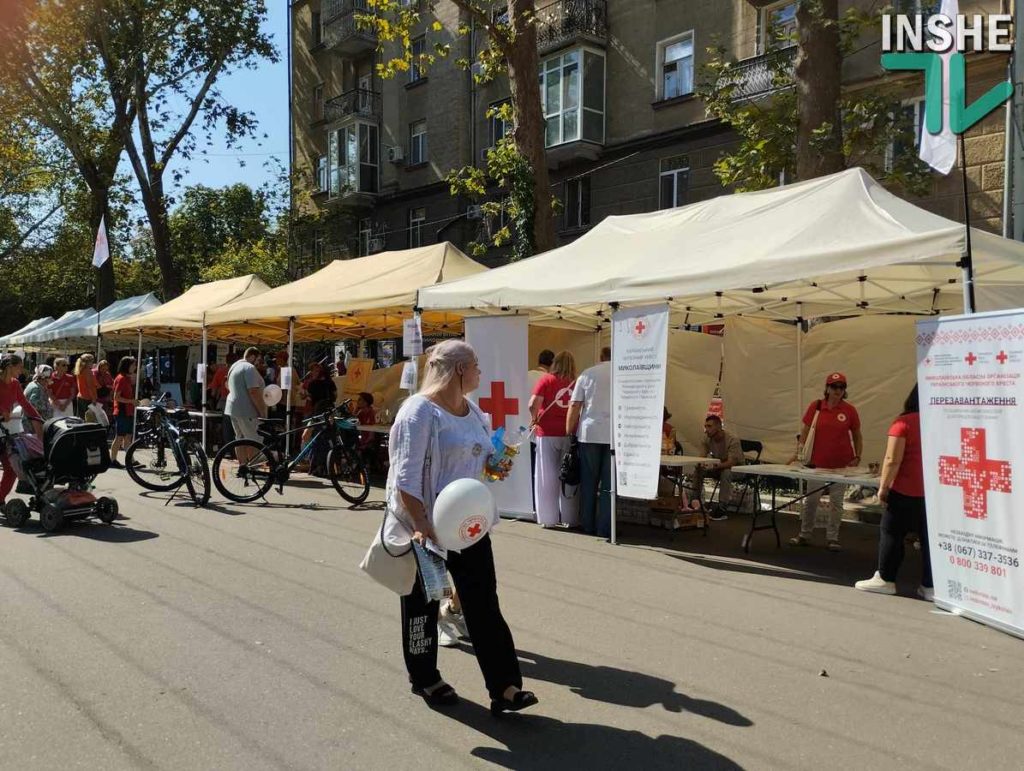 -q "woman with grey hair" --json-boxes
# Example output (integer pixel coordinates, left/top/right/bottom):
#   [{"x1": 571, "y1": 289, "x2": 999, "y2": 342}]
[
  {"x1": 387, "y1": 339, "x2": 538, "y2": 715},
  {"x1": 23, "y1": 364, "x2": 53, "y2": 431}
]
